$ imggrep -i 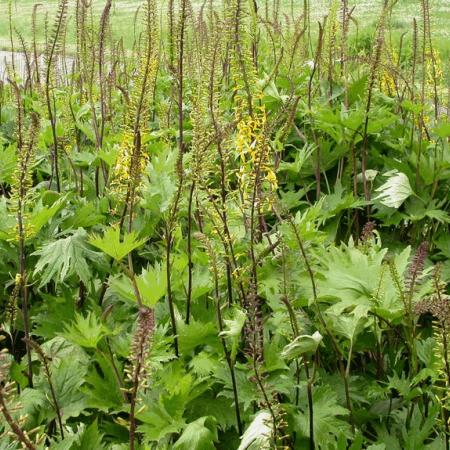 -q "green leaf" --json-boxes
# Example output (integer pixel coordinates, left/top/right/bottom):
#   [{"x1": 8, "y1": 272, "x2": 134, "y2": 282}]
[
  {"x1": 62, "y1": 201, "x2": 105, "y2": 230},
  {"x1": 219, "y1": 307, "x2": 246, "y2": 362},
  {"x1": 34, "y1": 351, "x2": 88, "y2": 422},
  {"x1": 178, "y1": 320, "x2": 218, "y2": 355},
  {"x1": 108, "y1": 274, "x2": 136, "y2": 304},
  {"x1": 186, "y1": 394, "x2": 237, "y2": 432},
  {"x1": 76, "y1": 120, "x2": 95, "y2": 142},
  {"x1": 107, "y1": 264, "x2": 167, "y2": 307},
  {"x1": 50, "y1": 421, "x2": 105, "y2": 450},
  {"x1": 61, "y1": 312, "x2": 109, "y2": 348},
  {"x1": 72, "y1": 420, "x2": 106, "y2": 450},
  {"x1": 347, "y1": 75, "x2": 368, "y2": 105},
  {"x1": 72, "y1": 151, "x2": 96, "y2": 168},
  {"x1": 138, "y1": 400, "x2": 186, "y2": 441},
  {"x1": 281, "y1": 331, "x2": 323, "y2": 360},
  {"x1": 433, "y1": 121, "x2": 450, "y2": 138},
  {"x1": 33, "y1": 294, "x2": 78, "y2": 339},
  {"x1": 28, "y1": 194, "x2": 69, "y2": 238},
  {"x1": 294, "y1": 386, "x2": 350, "y2": 446},
  {"x1": 0, "y1": 144, "x2": 17, "y2": 184},
  {"x1": 137, "y1": 263, "x2": 167, "y2": 307},
  {"x1": 0, "y1": 198, "x2": 15, "y2": 241},
  {"x1": 84, "y1": 353, "x2": 124, "y2": 411},
  {"x1": 51, "y1": 361, "x2": 88, "y2": 420},
  {"x1": 188, "y1": 351, "x2": 219, "y2": 377},
  {"x1": 317, "y1": 240, "x2": 410, "y2": 321},
  {"x1": 328, "y1": 312, "x2": 367, "y2": 343},
  {"x1": 40, "y1": 336, "x2": 91, "y2": 367},
  {"x1": 264, "y1": 337, "x2": 289, "y2": 372},
  {"x1": 16, "y1": 387, "x2": 46, "y2": 426},
  {"x1": 89, "y1": 226, "x2": 146, "y2": 260},
  {"x1": 374, "y1": 170, "x2": 413, "y2": 209},
  {"x1": 98, "y1": 146, "x2": 119, "y2": 166},
  {"x1": 33, "y1": 229, "x2": 106, "y2": 286},
  {"x1": 141, "y1": 145, "x2": 177, "y2": 214},
  {"x1": 49, "y1": 435, "x2": 78, "y2": 450},
  {"x1": 278, "y1": 144, "x2": 315, "y2": 175},
  {"x1": 401, "y1": 99, "x2": 423, "y2": 114},
  {"x1": 425, "y1": 208, "x2": 450, "y2": 223},
  {"x1": 173, "y1": 417, "x2": 218, "y2": 450},
  {"x1": 238, "y1": 411, "x2": 273, "y2": 450}
]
